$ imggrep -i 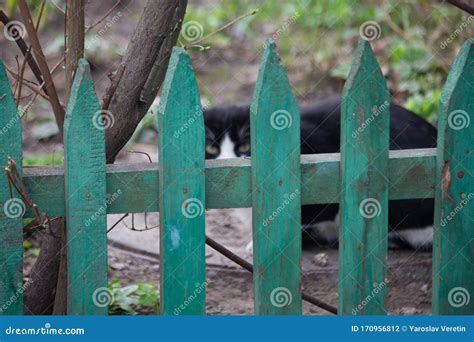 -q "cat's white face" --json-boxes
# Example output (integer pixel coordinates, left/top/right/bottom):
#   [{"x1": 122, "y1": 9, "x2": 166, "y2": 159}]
[{"x1": 204, "y1": 105, "x2": 250, "y2": 160}]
